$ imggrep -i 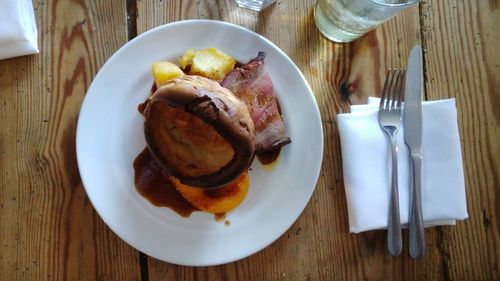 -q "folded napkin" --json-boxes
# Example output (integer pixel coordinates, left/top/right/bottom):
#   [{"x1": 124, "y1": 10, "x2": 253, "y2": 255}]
[
  {"x1": 0, "y1": 0, "x2": 39, "y2": 60},
  {"x1": 337, "y1": 98, "x2": 468, "y2": 233}
]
